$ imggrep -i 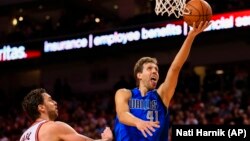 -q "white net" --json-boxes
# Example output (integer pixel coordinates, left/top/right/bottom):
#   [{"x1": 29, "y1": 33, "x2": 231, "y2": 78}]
[{"x1": 155, "y1": 0, "x2": 187, "y2": 18}]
